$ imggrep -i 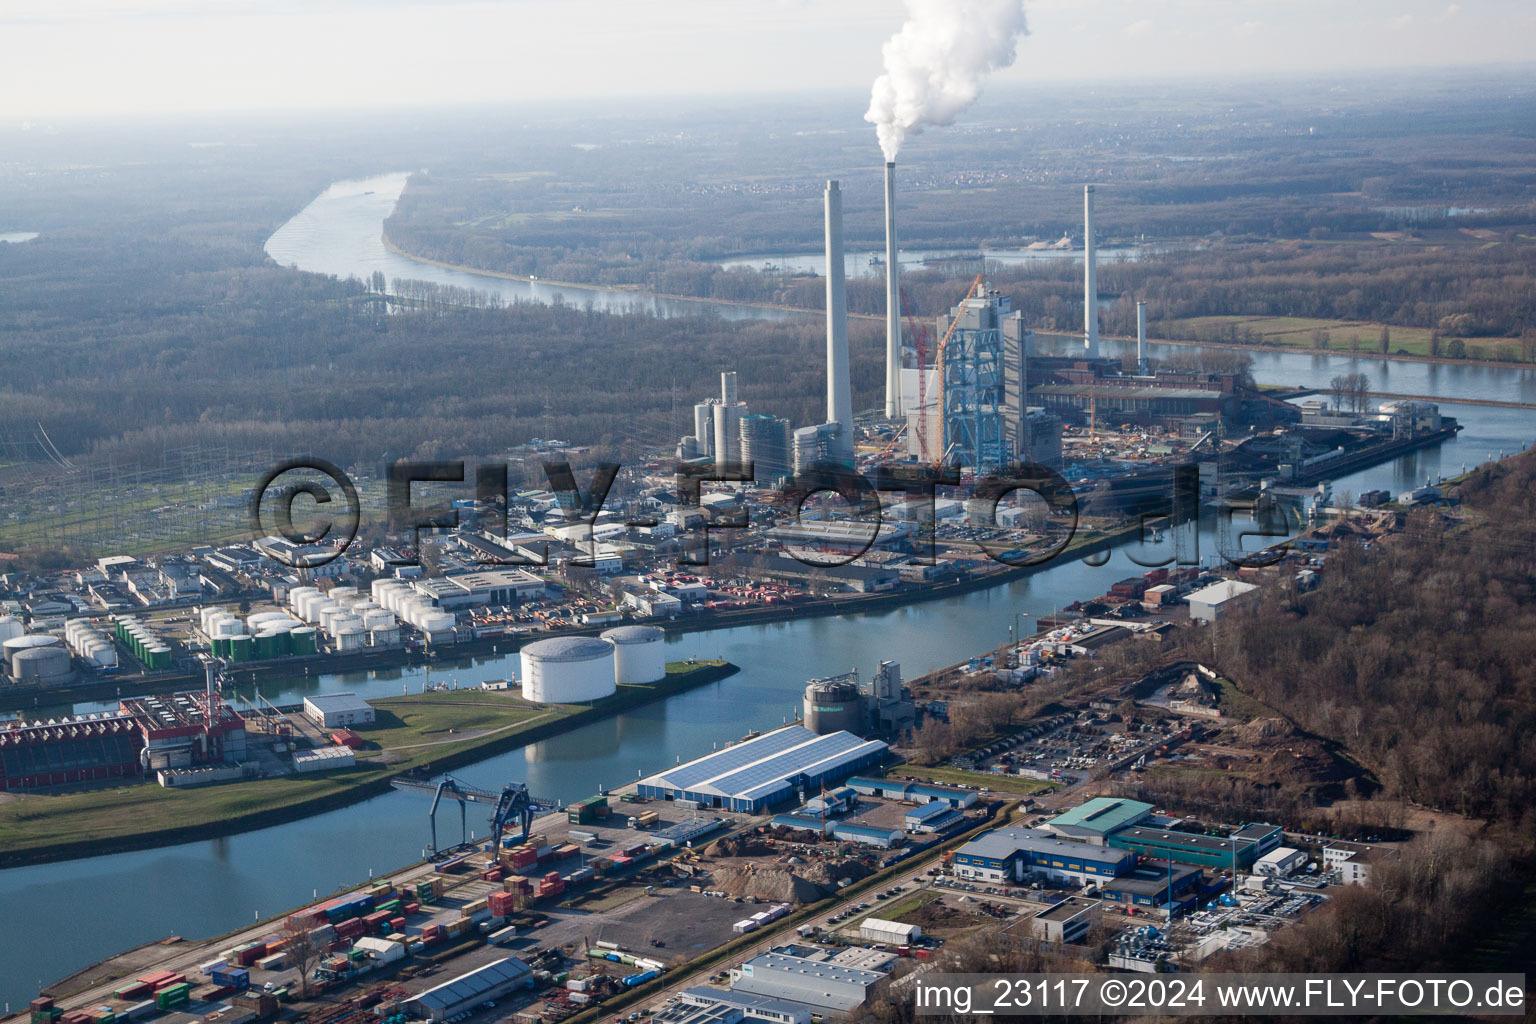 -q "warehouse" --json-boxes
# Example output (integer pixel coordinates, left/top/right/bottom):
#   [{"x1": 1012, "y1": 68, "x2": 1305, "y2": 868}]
[
  {"x1": 904, "y1": 800, "x2": 963, "y2": 833},
  {"x1": 1185, "y1": 579, "x2": 1260, "y2": 624},
  {"x1": 846, "y1": 777, "x2": 978, "y2": 808},
  {"x1": 1254, "y1": 847, "x2": 1307, "y2": 878},
  {"x1": 1108, "y1": 826, "x2": 1261, "y2": 870},
  {"x1": 830, "y1": 822, "x2": 902, "y2": 848},
  {"x1": 953, "y1": 828, "x2": 1136, "y2": 885},
  {"x1": 860, "y1": 918, "x2": 920, "y2": 945},
  {"x1": 680, "y1": 988, "x2": 810, "y2": 1024},
  {"x1": 636, "y1": 726, "x2": 888, "y2": 814},
  {"x1": 1045, "y1": 797, "x2": 1153, "y2": 845},
  {"x1": 302, "y1": 692, "x2": 375, "y2": 729},
  {"x1": 404, "y1": 957, "x2": 533, "y2": 1021},
  {"x1": 730, "y1": 951, "x2": 885, "y2": 1013}
]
